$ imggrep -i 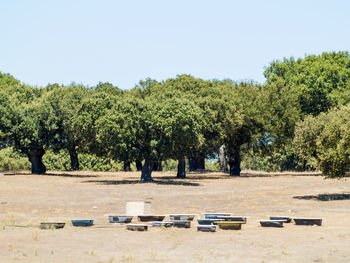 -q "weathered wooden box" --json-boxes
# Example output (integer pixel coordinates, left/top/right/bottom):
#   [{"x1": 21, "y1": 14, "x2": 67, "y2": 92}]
[
  {"x1": 197, "y1": 225, "x2": 216, "y2": 232},
  {"x1": 197, "y1": 218, "x2": 218, "y2": 225},
  {"x1": 71, "y1": 219, "x2": 94, "y2": 227},
  {"x1": 270, "y1": 216, "x2": 292, "y2": 223},
  {"x1": 217, "y1": 216, "x2": 247, "y2": 223},
  {"x1": 259, "y1": 220, "x2": 284, "y2": 227},
  {"x1": 138, "y1": 215, "x2": 165, "y2": 222},
  {"x1": 109, "y1": 215, "x2": 133, "y2": 223},
  {"x1": 169, "y1": 214, "x2": 195, "y2": 221},
  {"x1": 293, "y1": 218, "x2": 322, "y2": 226},
  {"x1": 204, "y1": 213, "x2": 231, "y2": 219},
  {"x1": 151, "y1": 221, "x2": 174, "y2": 227},
  {"x1": 217, "y1": 221, "x2": 242, "y2": 230},
  {"x1": 171, "y1": 220, "x2": 191, "y2": 228}
]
